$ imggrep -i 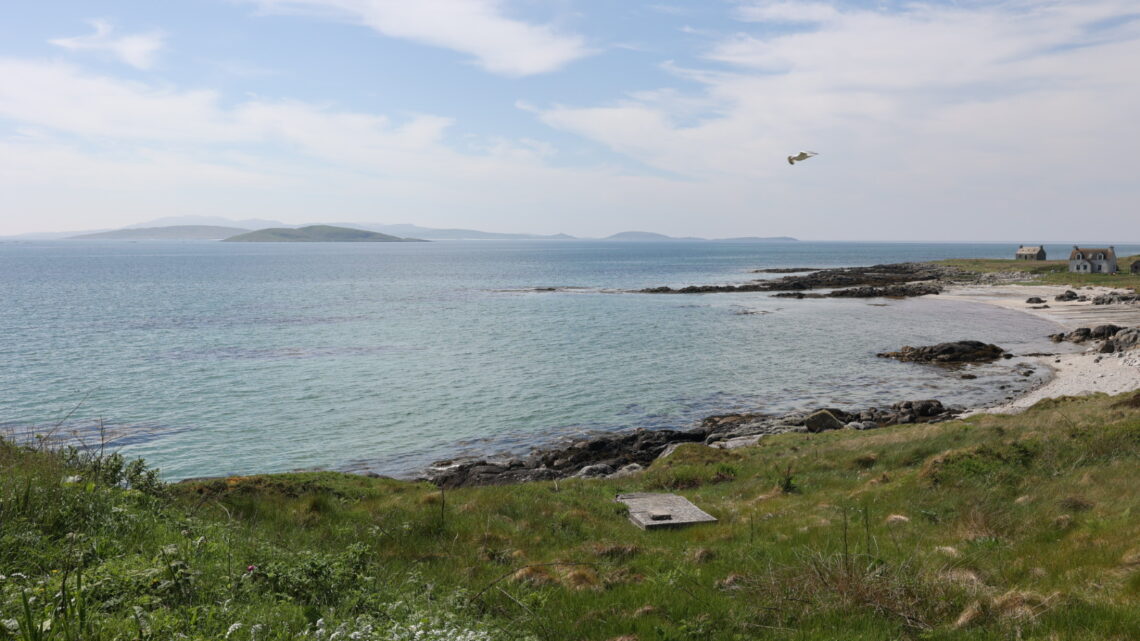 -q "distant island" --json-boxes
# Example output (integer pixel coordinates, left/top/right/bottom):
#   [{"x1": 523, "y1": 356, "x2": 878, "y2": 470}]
[
  {"x1": 16, "y1": 216, "x2": 798, "y2": 242},
  {"x1": 71, "y1": 225, "x2": 251, "y2": 240},
  {"x1": 222, "y1": 225, "x2": 426, "y2": 243}
]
